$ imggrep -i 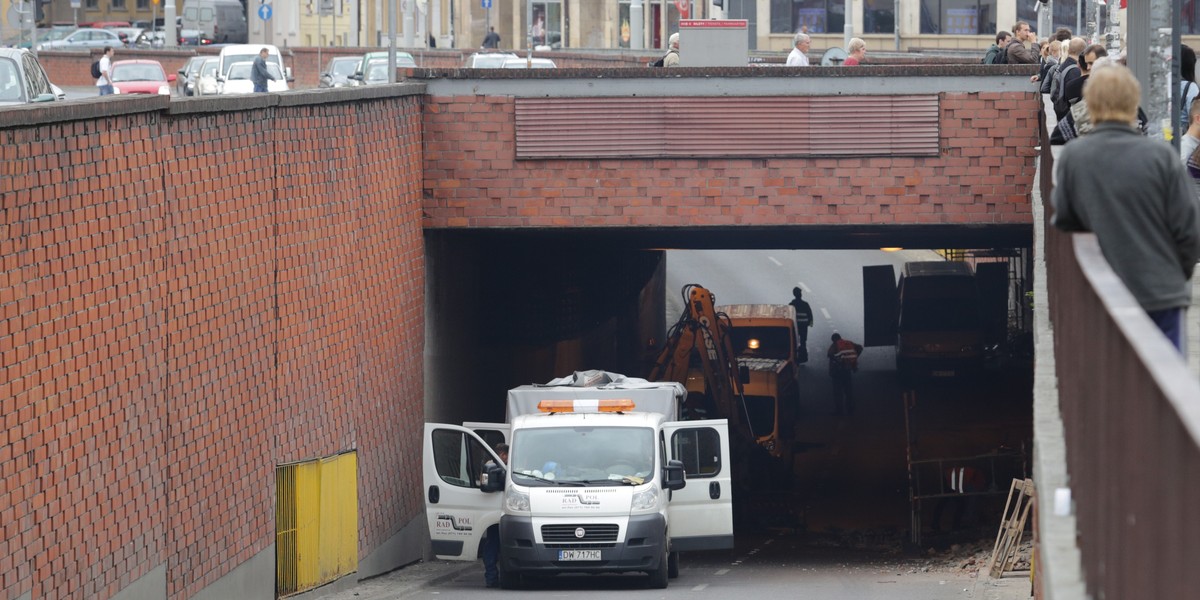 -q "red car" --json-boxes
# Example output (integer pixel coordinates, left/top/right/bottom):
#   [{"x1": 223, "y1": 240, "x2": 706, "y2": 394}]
[{"x1": 109, "y1": 59, "x2": 175, "y2": 96}]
